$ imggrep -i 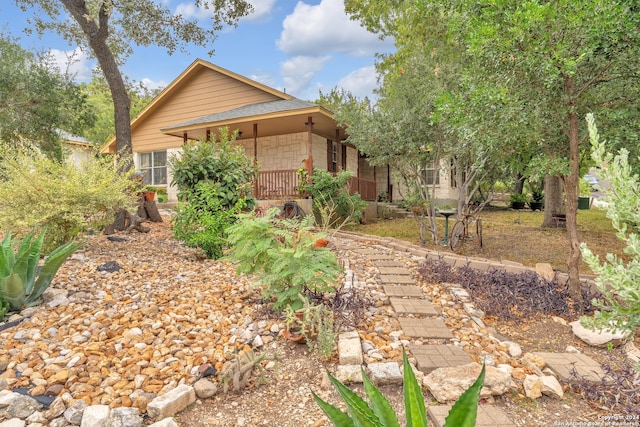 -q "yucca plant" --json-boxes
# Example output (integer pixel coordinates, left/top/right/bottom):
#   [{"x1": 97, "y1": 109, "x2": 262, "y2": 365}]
[
  {"x1": 313, "y1": 349, "x2": 485, "y2": 427},
  {"x1": 0, "y1": 230, "x2": 83, "y2": 311}
]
